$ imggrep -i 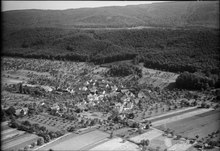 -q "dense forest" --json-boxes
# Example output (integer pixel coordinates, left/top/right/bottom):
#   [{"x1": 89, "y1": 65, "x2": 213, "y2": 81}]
[
  {"x1": 3, "y1": 28, "x2": 219, "y2": 75},
  {"x1": 176, "y1": 72, "x2": 220, "y2": 90}
]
